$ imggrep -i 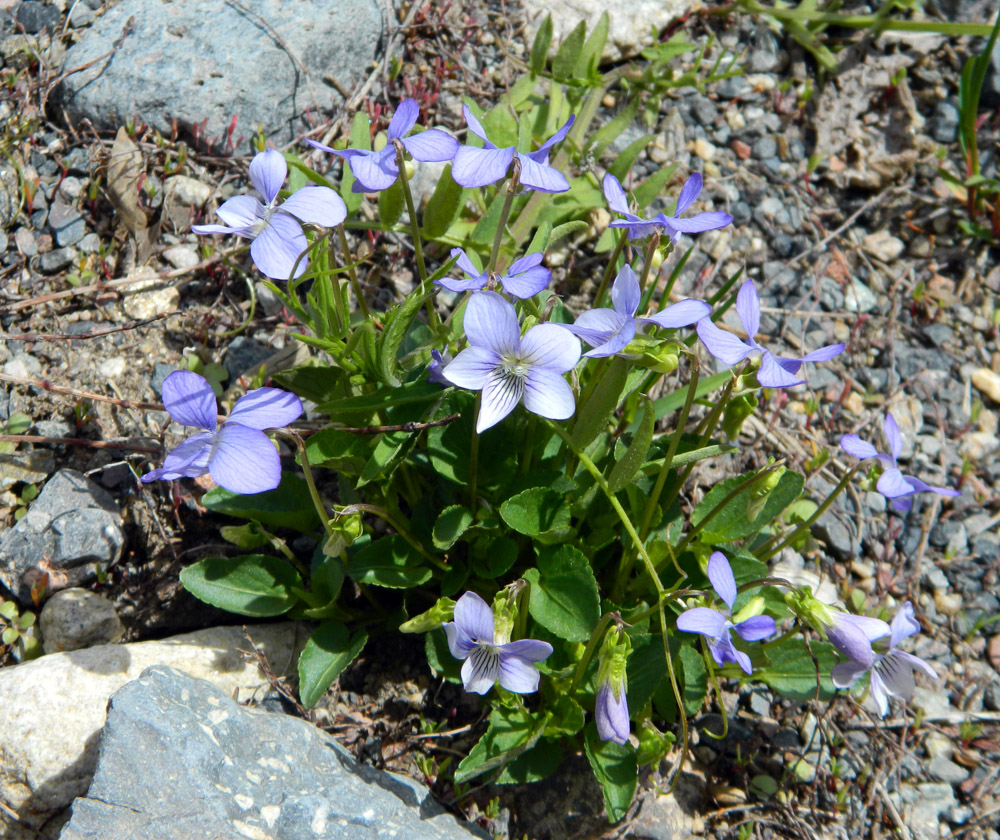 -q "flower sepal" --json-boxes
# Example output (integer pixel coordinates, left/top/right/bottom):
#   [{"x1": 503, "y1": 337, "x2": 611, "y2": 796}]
[
  {"x1": 399, "y1": 596, "x2": 457, "y2": 634},
  {"x1": 784, "y1": 586, "x2": 837, "y2": 636},
  {"x1": 636, "y1": 723, "x2": 675, "y2": 768}
]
